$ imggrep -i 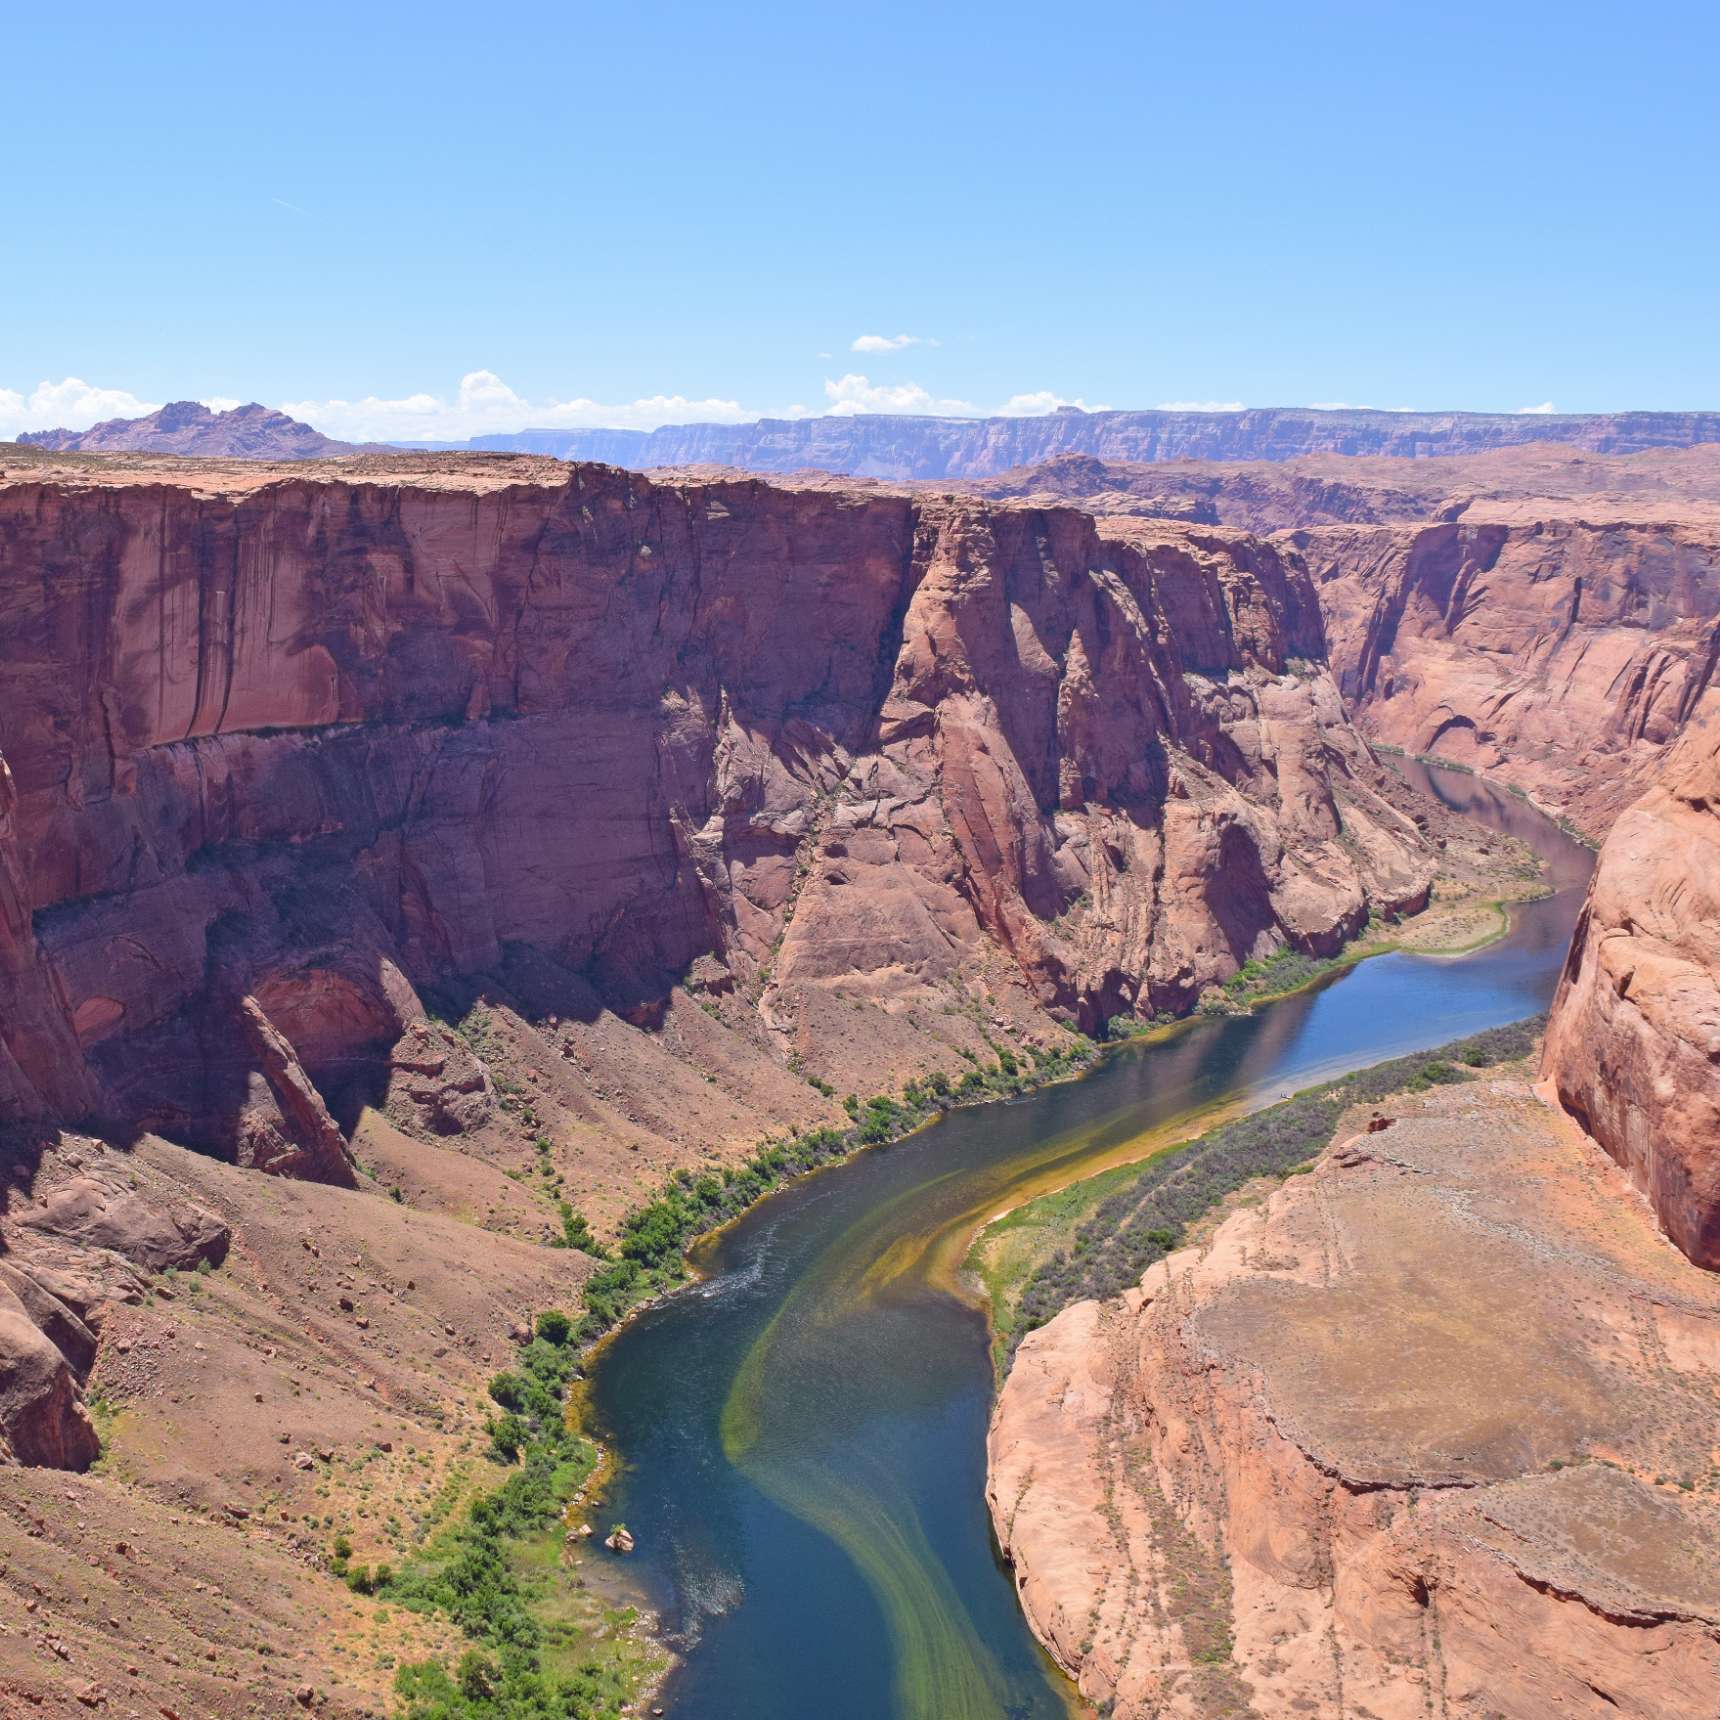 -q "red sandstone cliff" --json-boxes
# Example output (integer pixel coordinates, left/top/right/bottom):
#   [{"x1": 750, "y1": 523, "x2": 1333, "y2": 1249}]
[
  {"x1": 0, "y1": 453, "x2": 1432, "y2": 1177},
  {"x1": 1544, "y1": 707, "x2": 1720, "y2": 1267},
  {"x1": 960, "y1": 448, "x2": 1720, "y2": 841},
  {"x1": 1302, "y1": 517, "x2": 1720, "y2": 837}
]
